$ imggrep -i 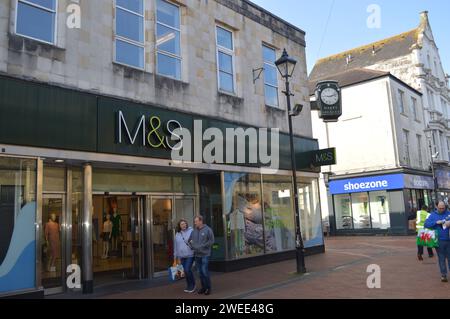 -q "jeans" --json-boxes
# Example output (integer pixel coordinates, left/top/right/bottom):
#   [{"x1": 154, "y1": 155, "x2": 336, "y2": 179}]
[
  {"x1": 195, "y1": 256, "x2": 211, "y2": 290},
  {"x1": 417, "y1": 245, "x2": 434, "y2": 256},
  {"x1": 180, "y1": 257, "x2": 195, "y2": 290},
  {"x1": 436, "y1": 240, "x2": 450, "y2": 277}
]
